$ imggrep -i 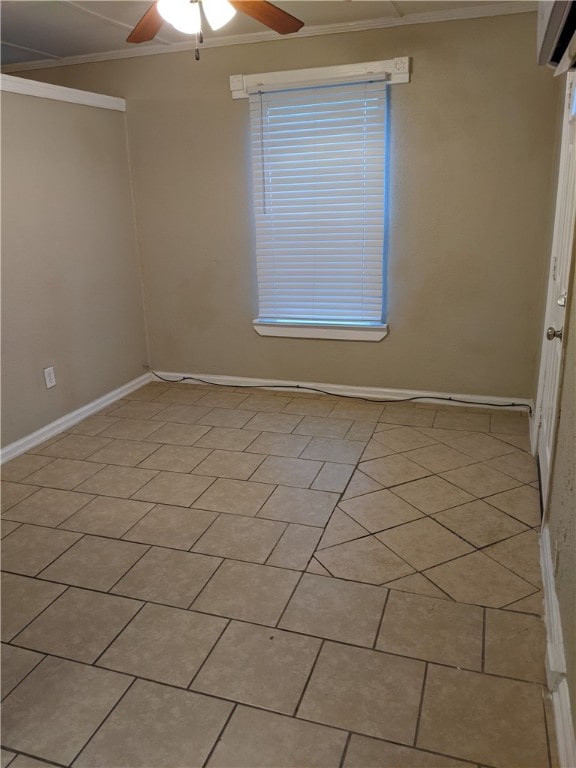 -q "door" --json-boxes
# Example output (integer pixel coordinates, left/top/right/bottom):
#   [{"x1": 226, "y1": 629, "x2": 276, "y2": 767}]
[{"x1": 533, "y1": 72, "x2": 576, "y2": 504}]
